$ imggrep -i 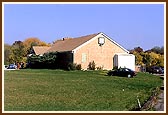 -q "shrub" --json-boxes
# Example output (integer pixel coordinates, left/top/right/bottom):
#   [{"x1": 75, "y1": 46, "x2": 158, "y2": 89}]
[
  {"x1": 96, "y1": 66, "x2": 103, "y2": 70},
  {"x1": 67, "y1": 63, "x2": 82, "y2": 71},
  {"x1": 76, "y1": 64, "x2": 82, "y2": 70},
  {"x1": 27, "y1": 52, "x2": 80, "y2": 70},
  {"x1": 27, "y1": 52, "x2": 58, "y2": 69},
  {"x1": 113, "y1": 66, "x2": 118, "y2": 70},
  {"x1": 88, "y1": 61, "x2": 96, "y2": 70},
  {"x1": 67, "y1": 63, "x2": 77, "y2": 70}
]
